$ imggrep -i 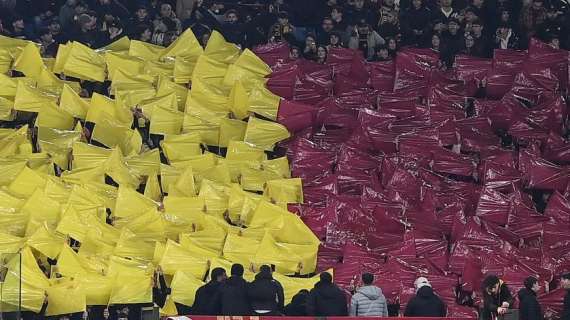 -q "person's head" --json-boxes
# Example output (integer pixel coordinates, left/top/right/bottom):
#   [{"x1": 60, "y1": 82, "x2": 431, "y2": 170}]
[
  {"x1": 561, "y1": 273, "x2": 570, "y2": 289},
  {"x1": 330, "y1": 32, "x2": 341, "y2": 46},
  {"x1": 48, "y1": 19, "x2": 61, "y2": 34},
  {"x1": 441, "y1": 0, "x2": 453, "y2": 7},
  {"x1": 317, "y1": 45, "x2": 328, "y2": 61},
  {"x1": 12, "y1": 17, "x2": 24, "y2": 31},
  {"x1": 472, "y1": 0, "x2": 484, "y2": 7},
  {"x1": 136, "y1": 25, "x2": 153, "y2": 41},
  {"x1": 109, "y1": 20, "x2": 123, "y2": 35},
  {"x1": 387, "y1": 37, "x2": 397, "y2": 50},
  {"x1": 200, "y1": 32, "x2": 211, "y2": 47},
  {"x1": 357, "y1": 22, "x2": 370, "y2": 36},
  {"x1": 225, "y1": 9, "x2": 239, "y2": 24},
  {"x1": 259, "y1": 265, "x2": 272, "y2": 277},
  {"x1": 381, "y1": 10, "x2": 396, "y2": 24},
  {"x1": 549, "y1": 36, "x2": 560, "y2": 49},
  {"x1": 277, "y1": 12, "x2": 289, "y2": 26},
  {"x1": 464, "y1": 8, "x2": 478, "y2": 22},
  {"x1": 362, "y1": 273, "x2": 374, "y2": 285},
  {"x1": 432, "y1": 33, "x2": 441, "y2": 49},
  {"x1": 533, "y1": 0, "x2": 544, "y2": 9},
  {"x1": 78, "y1": 14, "x2": 96, "y2": 31},
  {"x1": 39, "y1": 28, "x2": 53, "y2": 43},
  {"x1": 448, "y1": 19, "x2": 460, "y2": 34},
  {"x1": 211, "y1": 267, "x2": 227, "y2": 282},
  {"x1": 524, "y1": 276, "x2": 540, "y2": 293},
  {"x1": 412, "y1": 0, "x2": 423, "y2": 9},
  {"x1": 136, "y1": 6, "x2": 148, "y2": 21},
  {"x1": 290, "y1": 46, "x2": 300, "y2": 60},
  {"x1": 376, "y1": 45, "x2": 389, "y2": 59},
  {"x1": 497, "y1": 22, "x2": 510, "y2": 36},
  {"x1": 331, "y1": 6, "x2": 343, "y2": 20},
  {"x1": 482, "y1": 275, "x2": 501, "y2": 295},
  {"x1": 66, "y1": 0, "x2": 78, "y2": 6},
  {"x1": 322, "y1": 17, "x2": 334, "y2": 32},
  {"x1": 500, "y1": 10, "x2": 511, "y2": 23},
  {"x1": 231, "y1": 264, "x2": 244, "y2": 277},
  {"x1": 414, "y1": 277, "x2": 432, "y2": 291},
  {"x1": 354, "y1": 0, "x2": 365, "y2": 9},
  {"x1": 74, "y1": 2, "x2": 88, "y2": 15},
  {"x1": 472, "y1": 19, "x2": 483, "y2": 35},
  {"x1": 305, "y1": 34, "x2": 316, "y2": 50},
  {"x1": 320, "y1": 272, "x2": 333, "y2": 284},
  {"x1": 383, "y1": 0, "x2": 396, "y2": 8},
  {"x1": 160, "y1": 3, "x2": 173, "y2": 17}
]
